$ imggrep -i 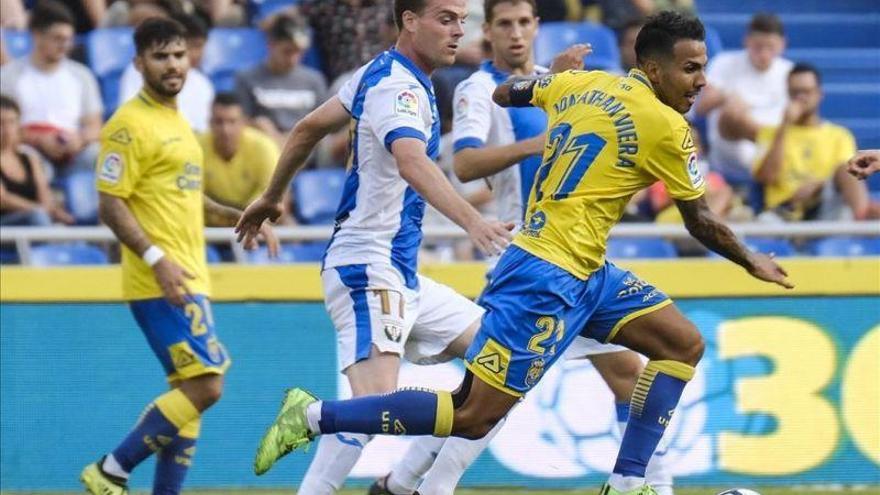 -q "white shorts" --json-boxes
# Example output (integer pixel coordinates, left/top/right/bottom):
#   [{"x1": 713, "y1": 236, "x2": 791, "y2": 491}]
[
  {"x1": 322, "y1": 263, "x2": 485, "y2": 372},
  {"x1": 564, "y1": 336, "x2": 628, "y2": 359}
]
